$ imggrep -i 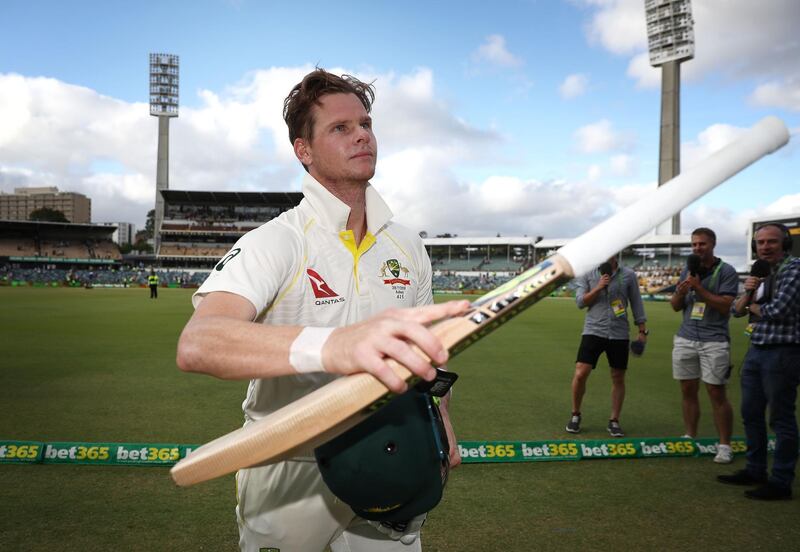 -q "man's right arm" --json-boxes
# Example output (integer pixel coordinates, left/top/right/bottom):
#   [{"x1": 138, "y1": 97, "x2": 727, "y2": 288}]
[
  {"x1": 576, "y1": 274, "x2": 609, "y2": 309},
  {"x1": 176, "y1": 291, "x2": 471, "y2": 393}
]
